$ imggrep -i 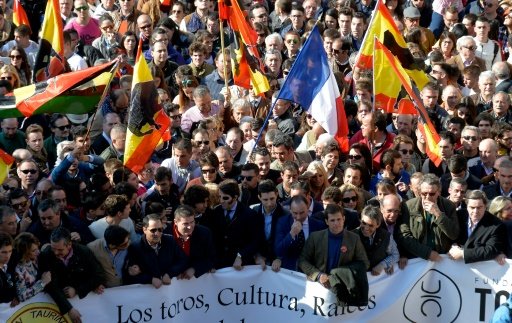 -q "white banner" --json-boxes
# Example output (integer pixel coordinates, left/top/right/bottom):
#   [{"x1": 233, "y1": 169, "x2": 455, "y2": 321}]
[{"x1": 1, "y1": 256, "x2": 511, "y2": 323}]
